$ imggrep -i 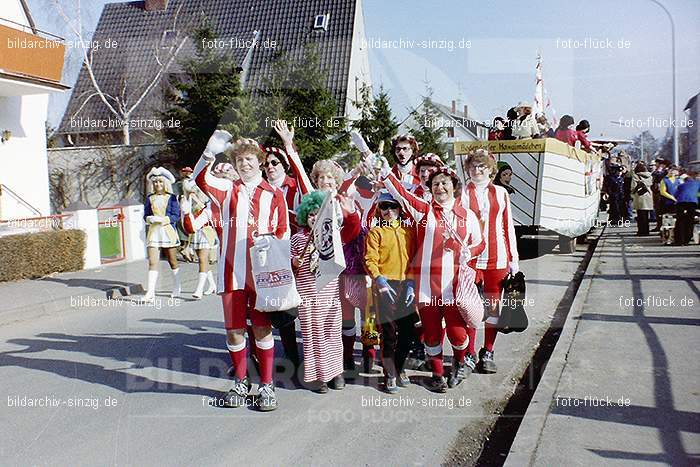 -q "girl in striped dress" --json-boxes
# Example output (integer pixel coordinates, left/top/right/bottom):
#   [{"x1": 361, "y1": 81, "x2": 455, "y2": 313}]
[
  {"x1": 291, "y1": 191, "x2": 361, "y2": 393},
  {"x1": 142, "y1": 167, "x2": 181, "y2": 301}
]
